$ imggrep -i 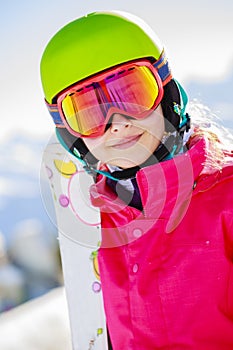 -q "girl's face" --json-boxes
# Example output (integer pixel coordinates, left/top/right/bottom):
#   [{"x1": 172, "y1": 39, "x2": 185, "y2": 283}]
[{"x1": 83, "y1": 104, "x2": 165, "y2": 169}]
